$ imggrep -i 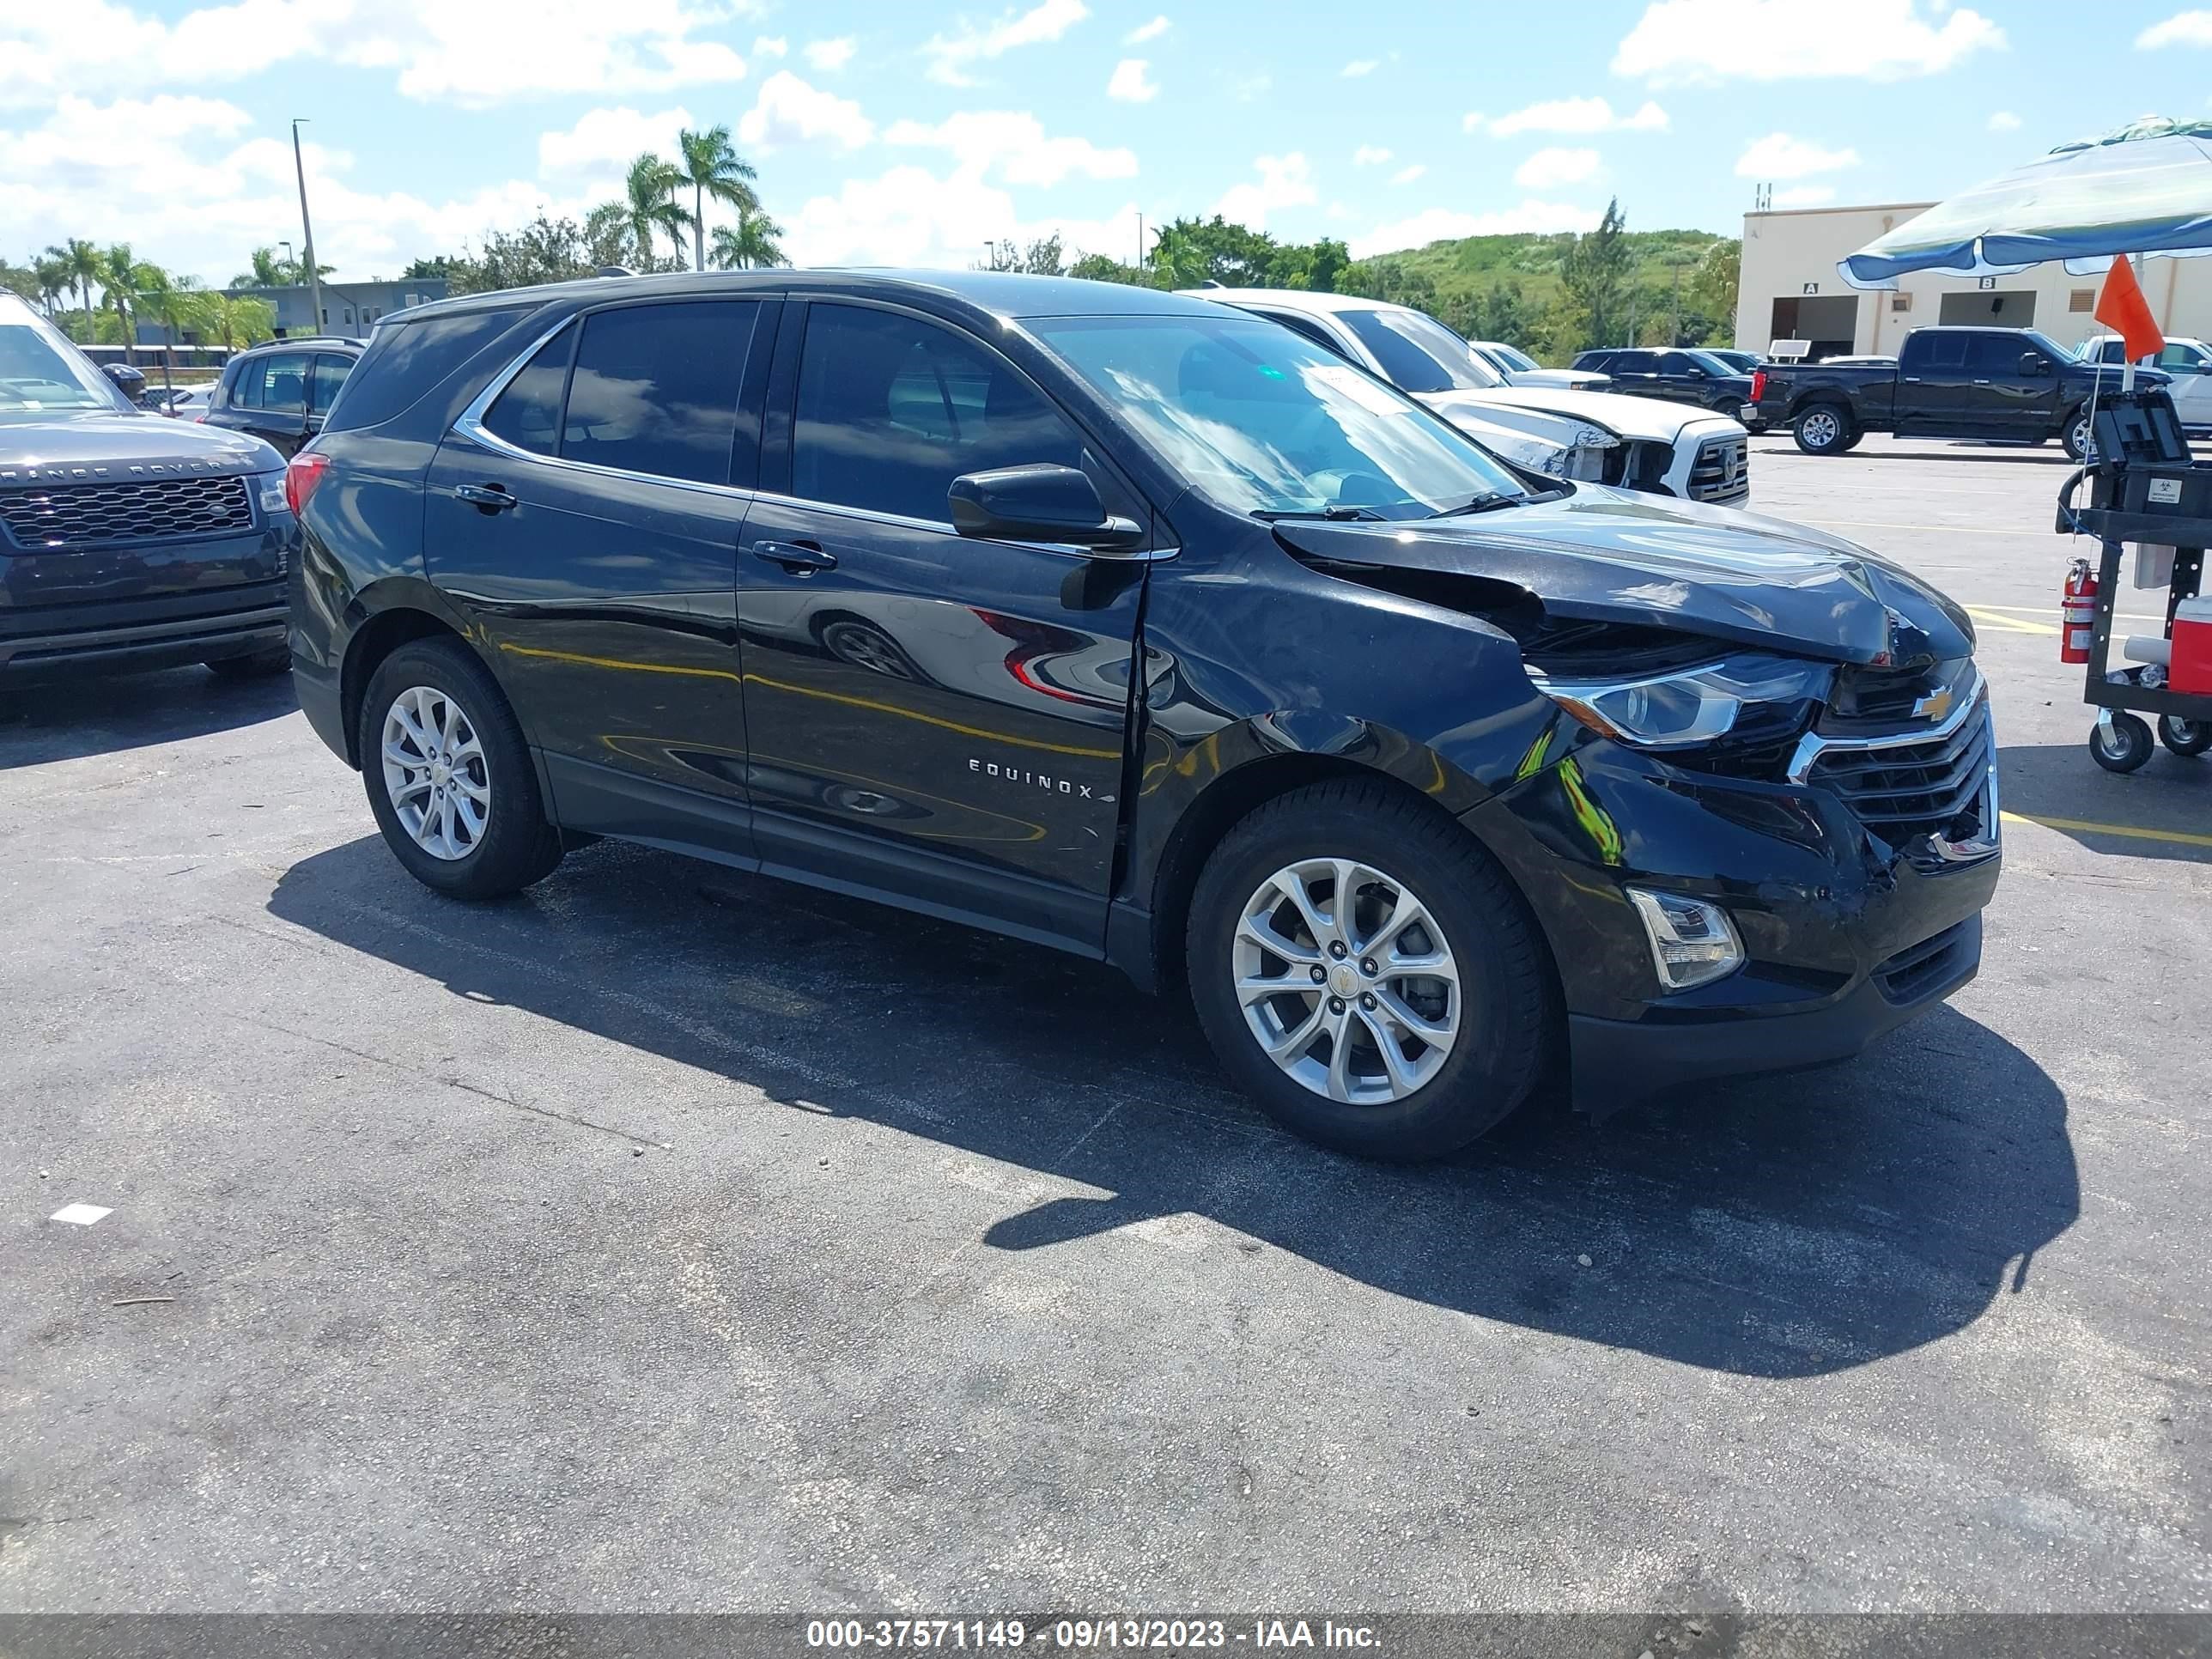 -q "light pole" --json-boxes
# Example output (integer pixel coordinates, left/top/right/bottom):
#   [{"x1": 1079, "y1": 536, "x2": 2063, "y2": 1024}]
[
  {"x1": 291, "y1": 119, "x2": 325, "y2": 335},
  {"x1": 278, "y1": 240, "x2": 295, "y2": 279}
]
